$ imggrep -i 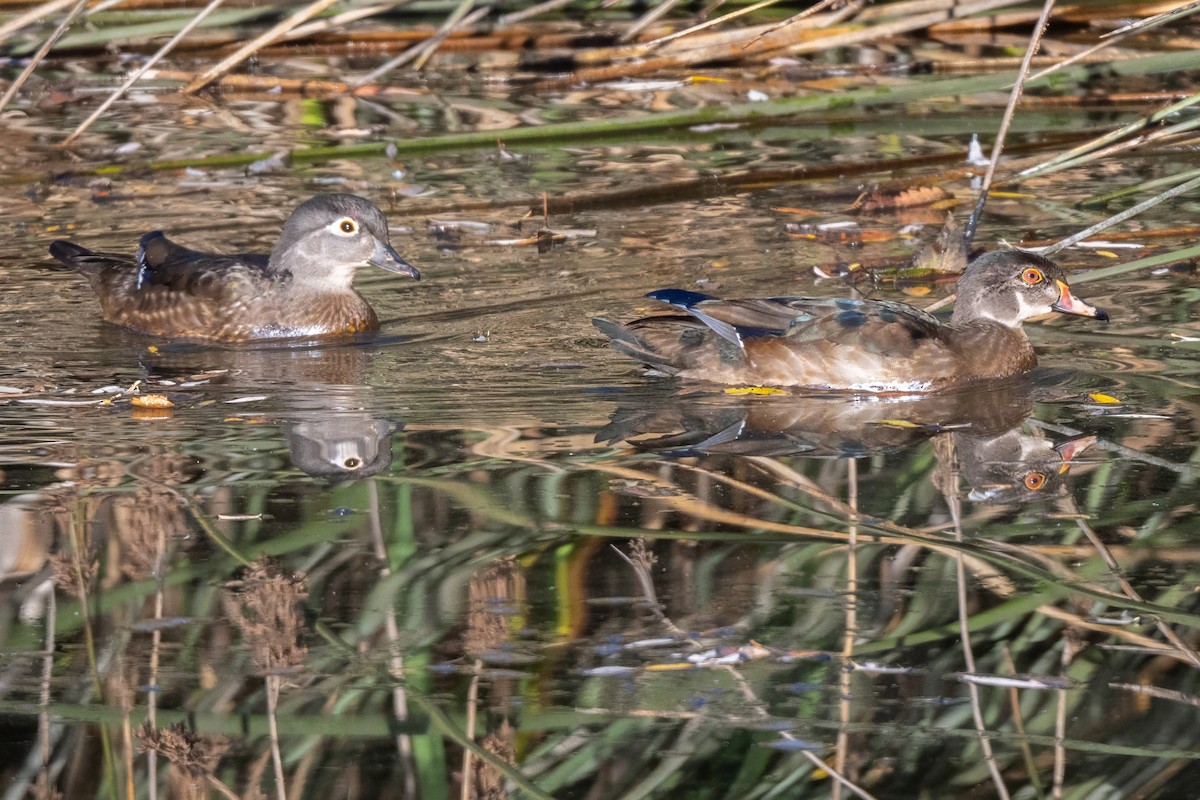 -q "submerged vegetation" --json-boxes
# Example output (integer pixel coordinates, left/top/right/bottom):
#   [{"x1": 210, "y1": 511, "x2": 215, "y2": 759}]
[{"x1": 3, "y1": 1, "x2": 1200, "y2": 798}]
